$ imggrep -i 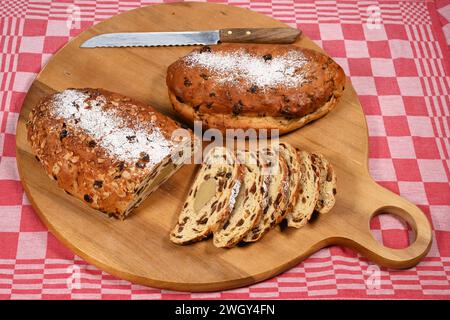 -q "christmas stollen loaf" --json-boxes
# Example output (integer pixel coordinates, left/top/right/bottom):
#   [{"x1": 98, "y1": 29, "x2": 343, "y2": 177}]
[
  {"x1": 27, "y1": 88, "x2": 192, "y2": 219},
  {"x1": 166, "y1": 44, "x2": 346, "y2": 135}
]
